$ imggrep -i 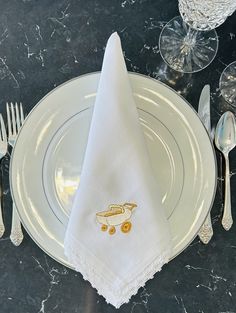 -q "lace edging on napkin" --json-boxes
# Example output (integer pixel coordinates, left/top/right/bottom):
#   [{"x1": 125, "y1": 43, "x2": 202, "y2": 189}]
[{"x1": 64, "y1": 234, "x2": 172, "y2": 309}]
